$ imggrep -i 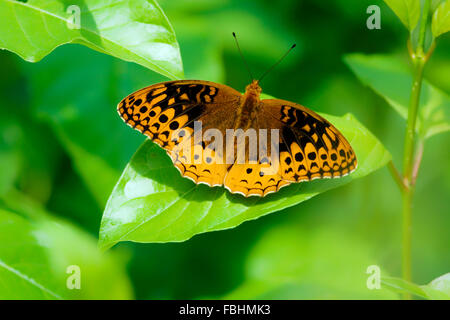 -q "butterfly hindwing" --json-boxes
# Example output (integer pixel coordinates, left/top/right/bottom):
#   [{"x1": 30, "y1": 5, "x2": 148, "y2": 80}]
[
  {"x1": 224, "y1": 162, "x2": 290, "y2": 197},
  {"x1": 261, "y1": 99, "x2": 357, "y2": 182}
]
